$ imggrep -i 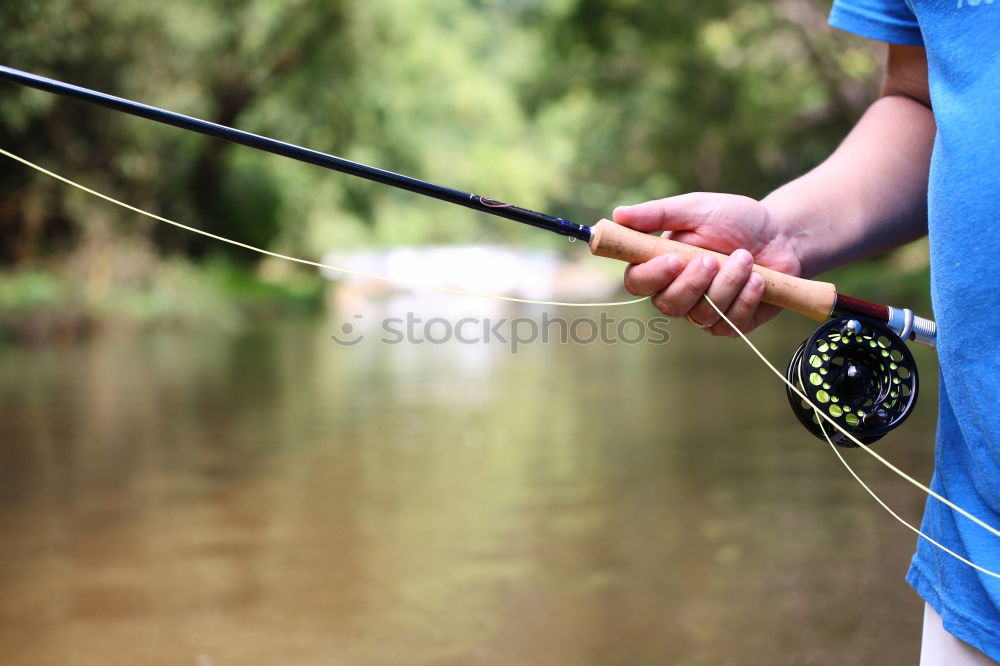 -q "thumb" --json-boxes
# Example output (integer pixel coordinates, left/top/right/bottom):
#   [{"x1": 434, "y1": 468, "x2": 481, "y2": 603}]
[{"x1": 612, "y1": 193, "x2": 712, "y2": 233}]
